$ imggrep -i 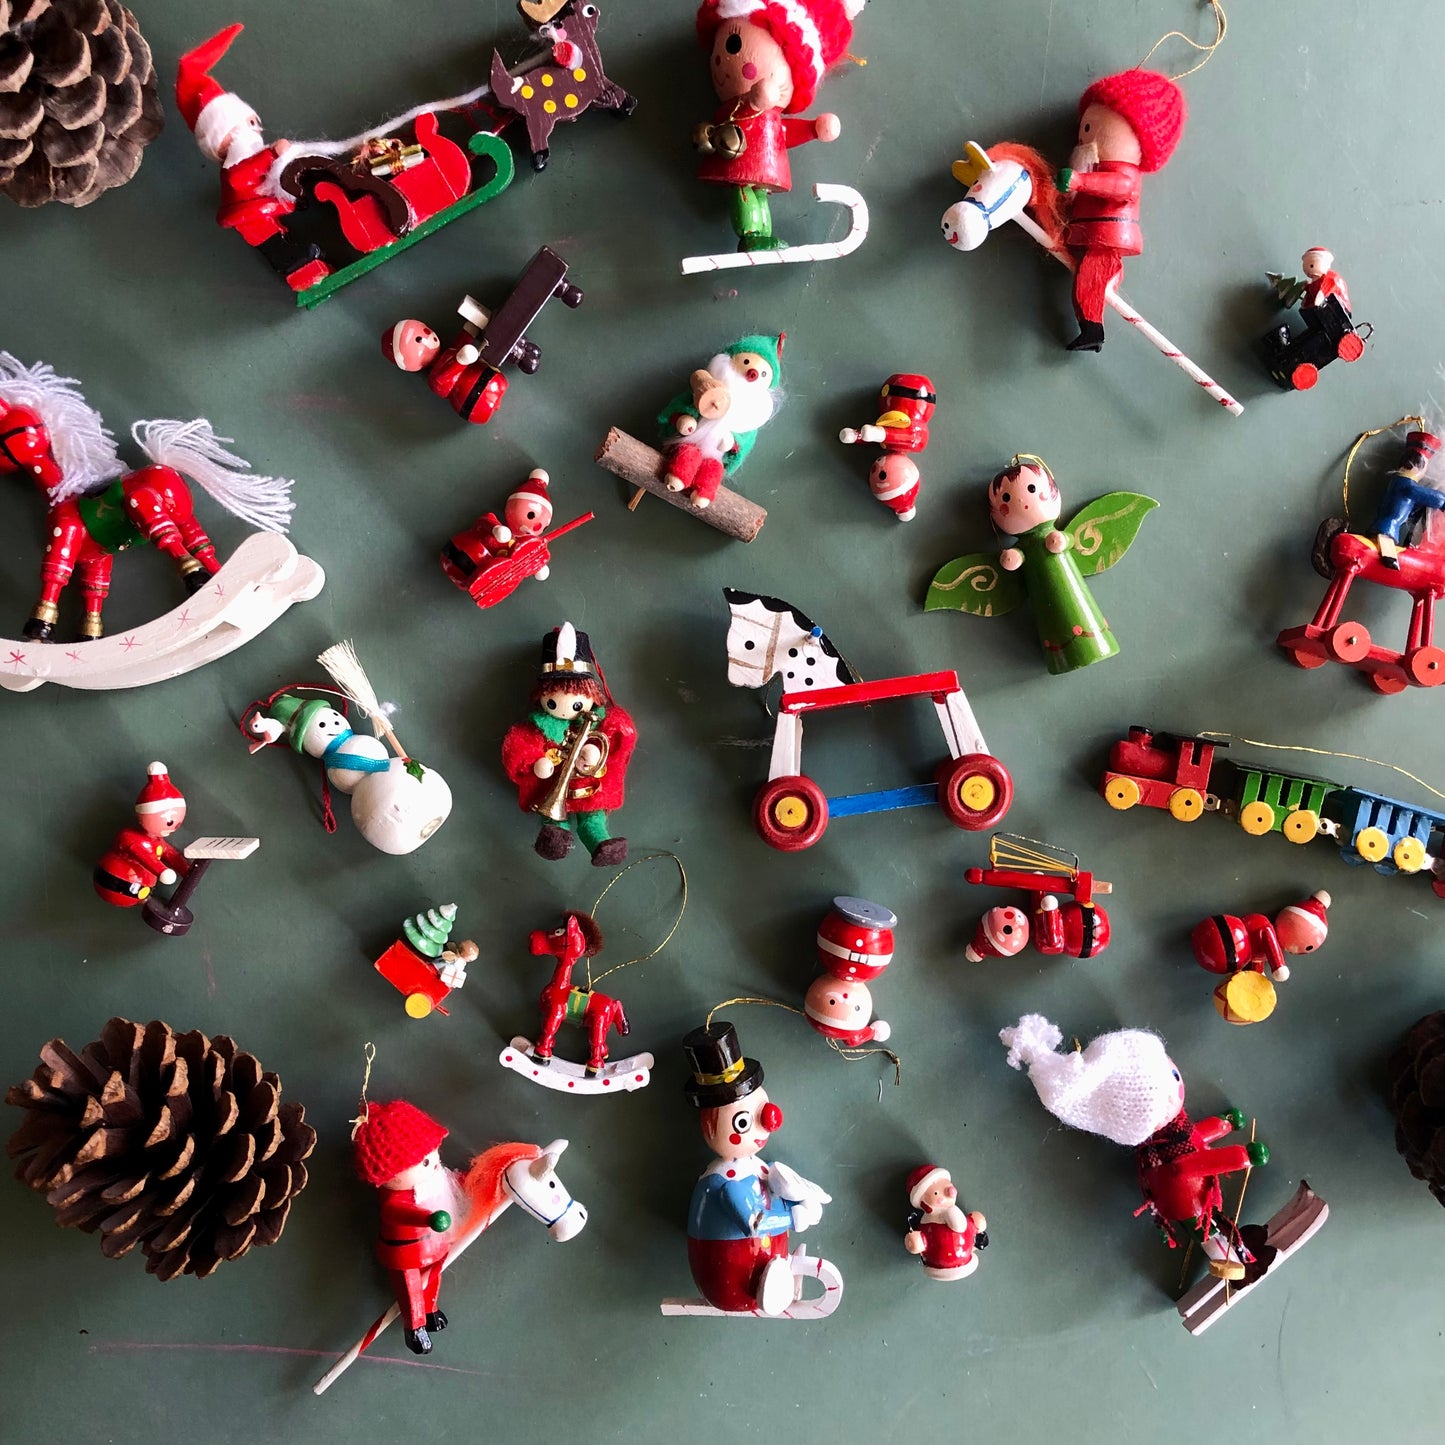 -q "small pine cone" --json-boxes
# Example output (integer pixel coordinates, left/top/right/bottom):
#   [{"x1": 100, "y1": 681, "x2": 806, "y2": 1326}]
[
  {"x1": 1, "y1": 0, "x2": 162, "y2": 207},
  {"x1": 6, "y1": 1018, "x2": 317, "y2": 1280},
  {"x1": 1387, "y1": 1010, "x2": 1445, "y2": 1207}
]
